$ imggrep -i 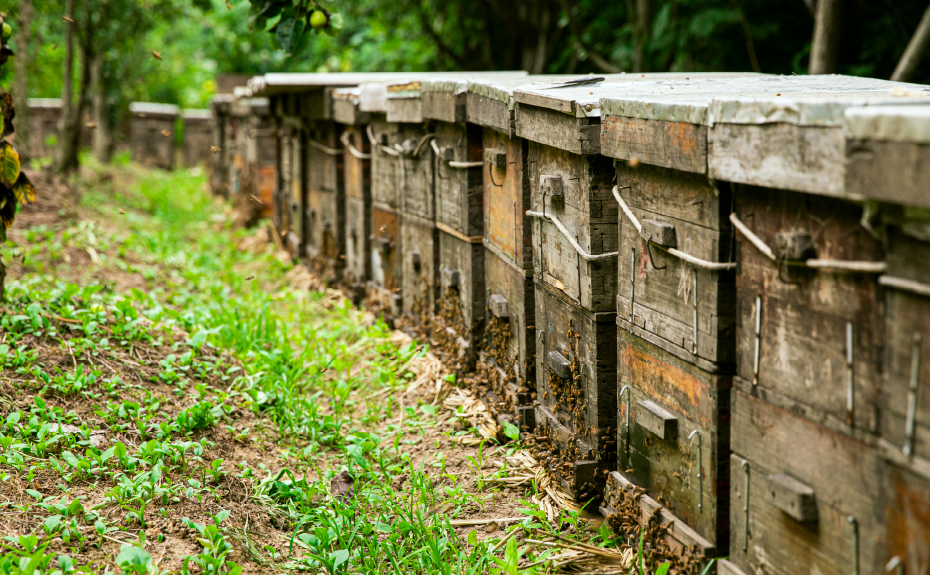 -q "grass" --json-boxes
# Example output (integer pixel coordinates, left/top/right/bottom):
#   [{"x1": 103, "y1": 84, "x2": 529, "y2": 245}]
[{"x1": 0, "y1": 156, "x2": 672, "y2": 574}]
